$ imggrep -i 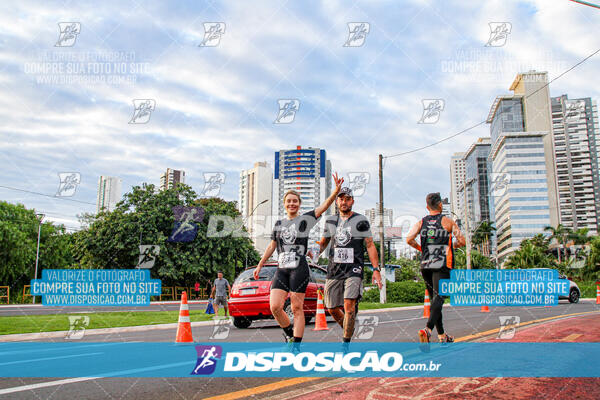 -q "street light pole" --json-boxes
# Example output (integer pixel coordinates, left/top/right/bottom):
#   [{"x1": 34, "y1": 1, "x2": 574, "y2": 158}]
[
  {"x1": 33, "y1": 213, "x2": 44, "y2": 304},
  {"x1": 378, "y1": 154, "x2": 386, "y2": 303},
  {"x1": 245, "y1": 199, "x2": 268, "y2": 268},
  {"x1": 461, "y1": 180, "x2": 472, "y2": 269}
]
